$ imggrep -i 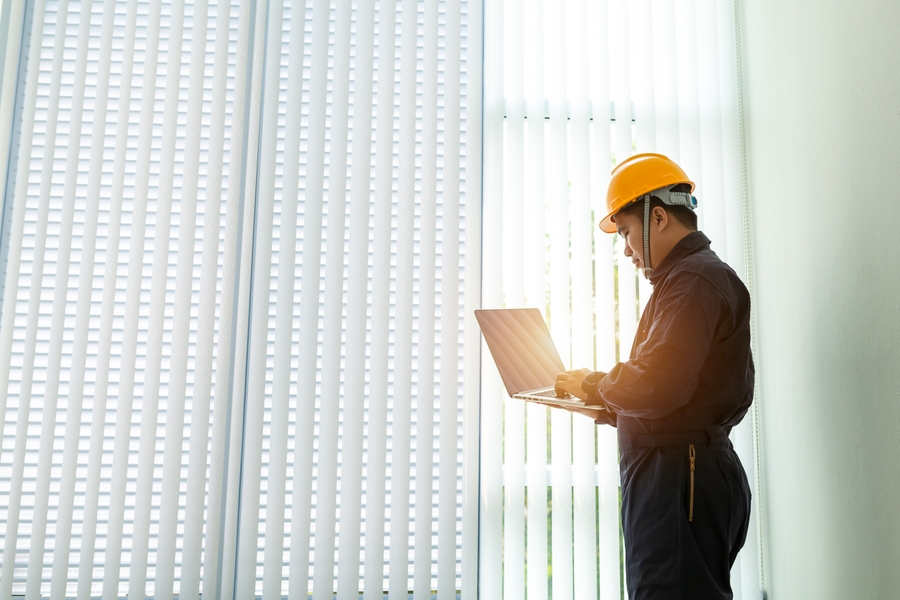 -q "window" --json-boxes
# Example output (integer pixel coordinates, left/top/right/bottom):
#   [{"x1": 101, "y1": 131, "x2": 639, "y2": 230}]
[
  {"x1": 478, "y1": 0, "x2": 761, "y2": 598},
  {"x1": 0, "y1": 0, "x2": 760, "y2": 598},
  {"x1": 0, "y1": 0, "x2": 478, "y2": 597}
]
